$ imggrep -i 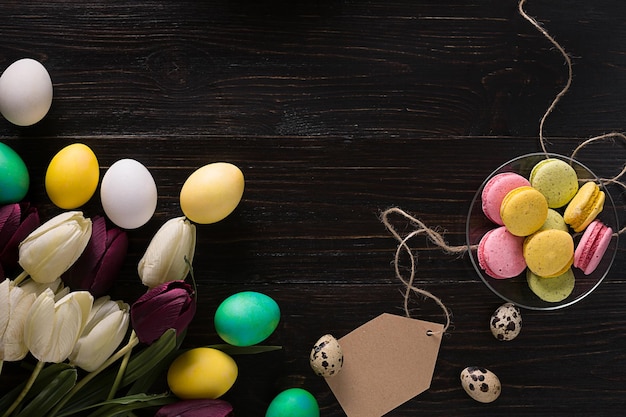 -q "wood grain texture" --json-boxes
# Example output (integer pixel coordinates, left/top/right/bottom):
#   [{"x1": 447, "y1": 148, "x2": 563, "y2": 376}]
[{"x1": 1, "y1": 0, "x2": 626, "y2": 416}]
